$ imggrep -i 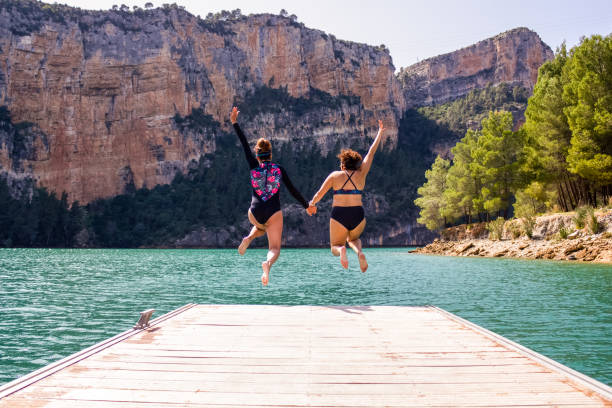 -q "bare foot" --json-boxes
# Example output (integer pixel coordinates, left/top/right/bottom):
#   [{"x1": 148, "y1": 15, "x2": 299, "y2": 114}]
[
  {"x1": 340, "y1": 246, "x2": 348, "y2": 269},
  {"x1": 261, "y1": 261, "x2": 271, "y2": 286},
  {"x1": 238, "y1": 237, "x2": 250, "y2": 255},
  {"x1": 358, "y1": 252, "x2": 368, "y2": 273}
]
